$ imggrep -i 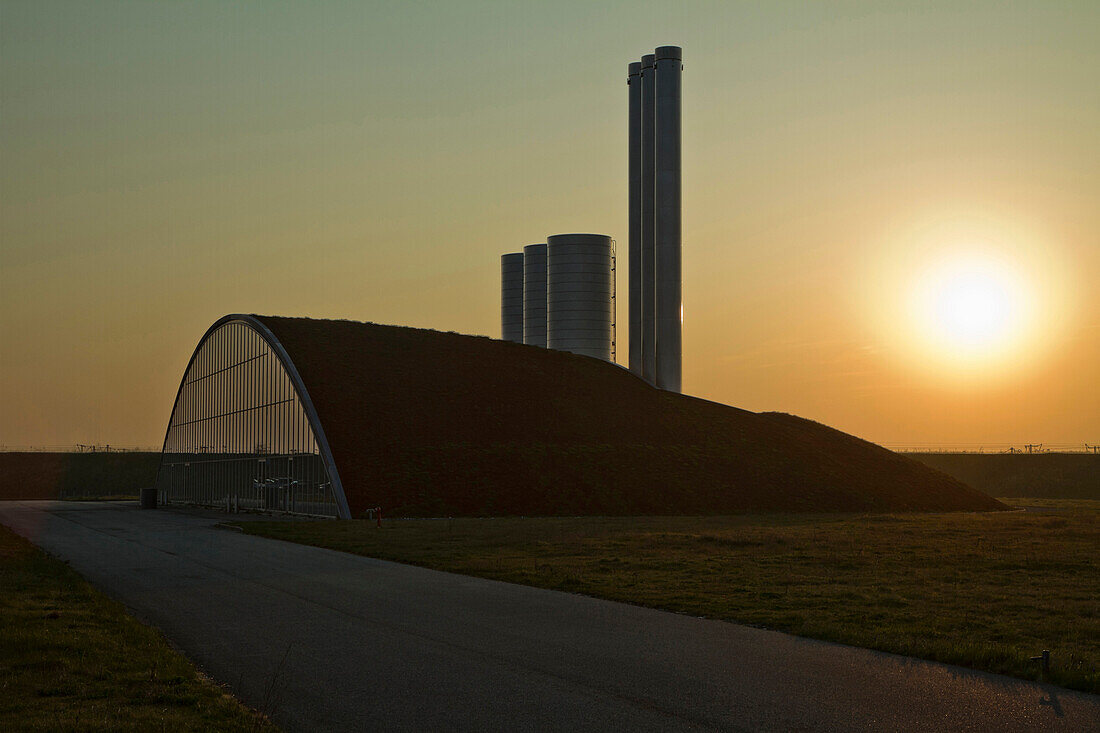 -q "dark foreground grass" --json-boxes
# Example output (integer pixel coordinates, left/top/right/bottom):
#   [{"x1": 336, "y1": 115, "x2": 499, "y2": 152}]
[
  {"x1": 64, "y1": 495, "x2": 139, "y2": 502},
  {"x1": 241, "y1": 498, "x2": 1099, "y2": 694},
  {"x1": 0, "y1": 525, "x2": 277, "y2": 731}
]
